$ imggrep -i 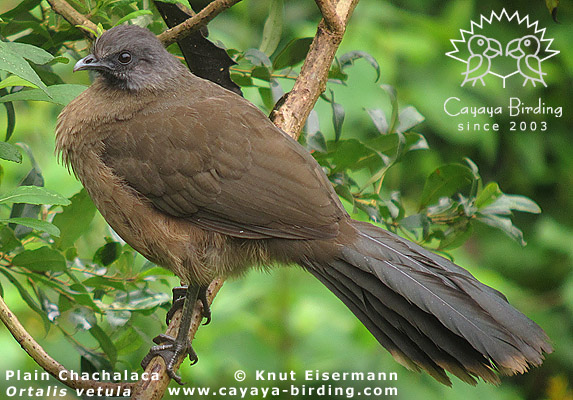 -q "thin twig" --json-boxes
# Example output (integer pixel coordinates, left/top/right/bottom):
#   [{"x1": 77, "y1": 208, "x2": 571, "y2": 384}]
[
  {"x1": 157, "y1": 0, "x2": 243, "y2": 46},
  {"x1": 0, "y1": 294, "x2": 135, "y2": 394},
  {"x1": 45, "y1": 0, "x2": 98, "y2": 39}
]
